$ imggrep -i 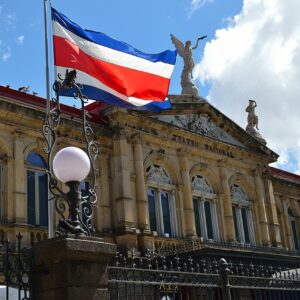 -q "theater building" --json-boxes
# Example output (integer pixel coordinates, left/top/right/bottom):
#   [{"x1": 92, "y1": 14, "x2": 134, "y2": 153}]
[{"x1": 0, "y1": 84, "x2": 299, "y2": 259}]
